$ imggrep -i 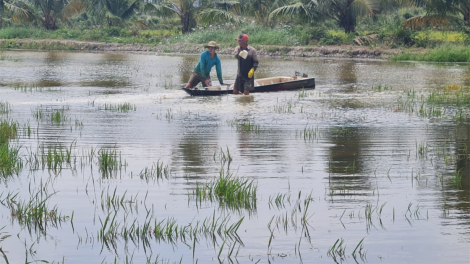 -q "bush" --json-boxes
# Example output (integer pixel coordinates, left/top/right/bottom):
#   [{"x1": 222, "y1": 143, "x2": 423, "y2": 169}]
[
  {"x1": 392, "y1": 44, "x2": 470, "y2": 62},
  {"x1": 0, "y1": 27, "x2": 34, "y2": 39},
  {"x1": 102, "y1": 27, "x2": 125, "y2": 37}
]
